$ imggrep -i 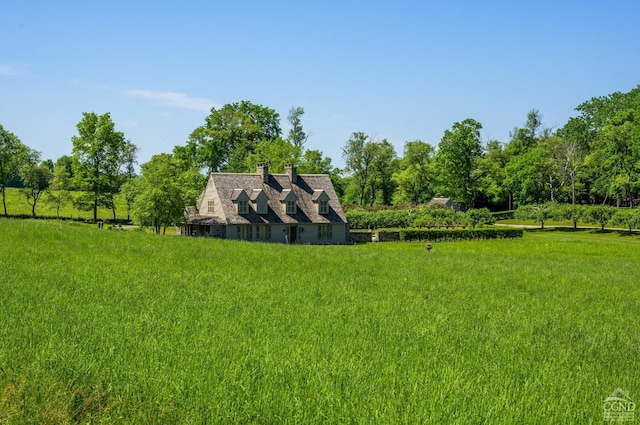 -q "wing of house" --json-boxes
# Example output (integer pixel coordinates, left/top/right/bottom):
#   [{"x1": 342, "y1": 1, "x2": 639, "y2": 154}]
[{"x1": 181, "y1": 163, "x2": 349, "y2": 244}]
